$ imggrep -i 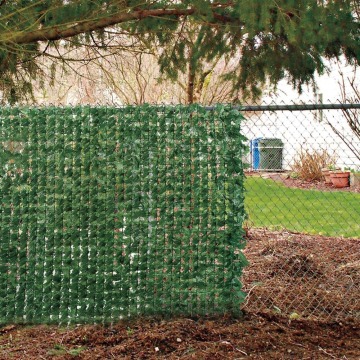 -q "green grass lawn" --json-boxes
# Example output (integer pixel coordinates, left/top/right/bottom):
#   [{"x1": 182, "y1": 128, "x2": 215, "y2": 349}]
[{"x1": 244, "y1": 177, "x2": 360, "y2": 238}]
